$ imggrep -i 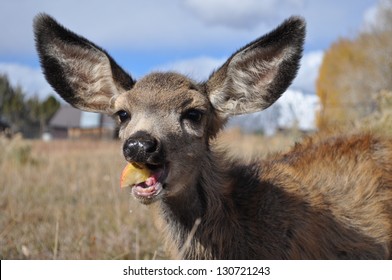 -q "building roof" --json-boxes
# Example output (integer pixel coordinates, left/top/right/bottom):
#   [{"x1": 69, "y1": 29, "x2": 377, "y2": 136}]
[
  {"x1": 50, "y1": 106, "x2": 115, "y2": 128},
  {"x1": 50, "y1": 106, "x2": 81, "y2": 128}
]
